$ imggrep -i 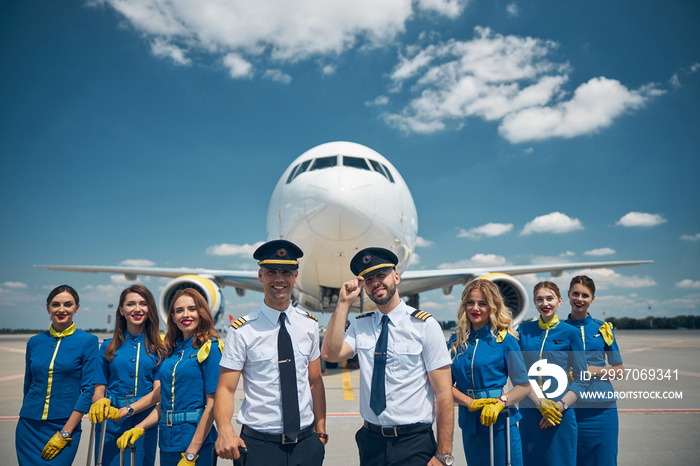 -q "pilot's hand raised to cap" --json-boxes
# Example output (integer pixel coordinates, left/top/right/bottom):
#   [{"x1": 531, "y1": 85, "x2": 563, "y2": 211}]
[{"x1": 339, "y1": 277, "x2": 365, "y2": 303}]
